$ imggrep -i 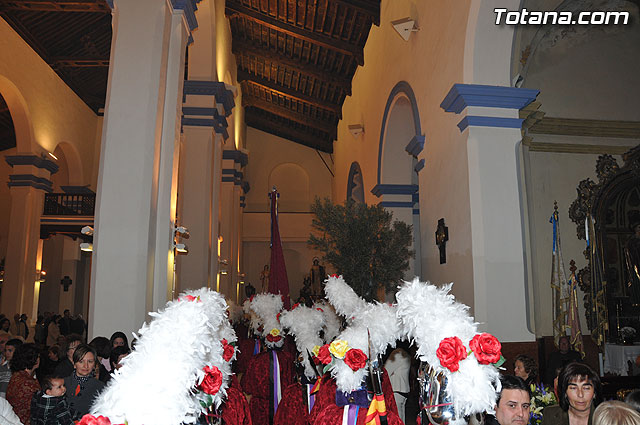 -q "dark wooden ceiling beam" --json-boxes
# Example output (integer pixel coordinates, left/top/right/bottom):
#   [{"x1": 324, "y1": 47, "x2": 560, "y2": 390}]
[
  {"x1": 232, "y1": 39, "x2": 352, "y2": 94},
  {"x1": 238, "y1": 69, "x2": 342, "y2": 115},
  {"x1": 243, "y1": 95, "x2": 336, "y2": 137},
  {"x1": 0, "y1": 1, "x2": 111, "y2": 13},
  {"x1": 51, "y1": 58, "x2": 110, "y2": 68},
  {"x1": 330, "y1": 0, "x2": 380, "y2": 25},
  {"x1": 225, "y1": 1, "x2": 364, "y2": 65},
  {"x1": 246, "y1": 112, "x2": 332, "y2": 153}
]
